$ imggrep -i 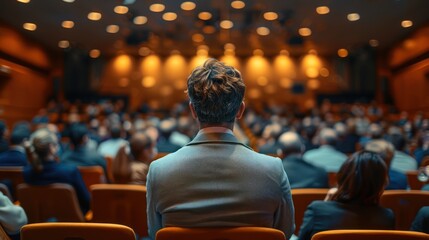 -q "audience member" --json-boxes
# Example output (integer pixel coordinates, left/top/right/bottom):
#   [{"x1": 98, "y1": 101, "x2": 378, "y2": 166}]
[
  {"x1": 298, "y1": 151, "x2": 394, "y2": 240},
  {"x1": 303, "y1": 128, "x2": 347, "y2": 172},
  {"x1": 278, "y1": 131, "x2": 329, "y2": 189},
  {"x1": 97, "y1": 125, "x2": 127, "y2": 158},
  {"x1": 146, "y1": 58, "x2": 295, "y2": 240},
  {"x1": 0, "y1": 120, "x2": 8, "y2": 153},
  {"x1": 411, "y1": 206, "x2": 429, "y2": 233},
  {"x1": 0, "y1": 123, "x2": 31, "y2": 166},
  {"x1": 0, "y1": 191, "x2": 27, "y2": 240},
  {"x1": 61, "y1": 124, "x2": 108, "y2": 179},
  {"x1": 156, "y1": 118, "x2": 181, "y2": 153},
  {"x1": 258, "y1": 122, "x2": 283, "y2": 155},
  {"x1": 23, "y1": 128, "x2": 90, "y2": 214},
  {"x1": 112, "y1": 131, "x2": 157, "y2": 185},
  {"x1": 387, "y1": 133, "x2": 418, "y2": 173},
  {"x1": 365, "y1": 139, "x2": 408, "y2": 190}
]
